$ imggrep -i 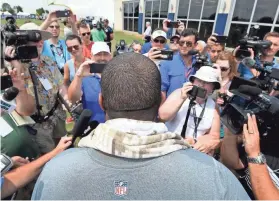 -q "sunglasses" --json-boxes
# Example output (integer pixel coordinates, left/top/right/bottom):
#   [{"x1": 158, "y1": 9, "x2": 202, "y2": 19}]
[
  {"x1": 153, "y1": 39, "x2": 166, "y2": 44},
  {"x1": 220, "y1": 67, "x2": 230, "y2": 72},
  {"x1": 178, "y1": 41, "x2": 193, "y2": 47},
  {"x1": 67, "y1": 45, "x2": 80, "y2": 52},
  {"x1": 170, "y1": 40, "x2": 178, "y2": 44},
  {"x1": 81, "y1": 32, "x2": 90, "y2": 36},
  {"x1": 49, "y1": 25, "x2": 60, "y2": 29}
]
